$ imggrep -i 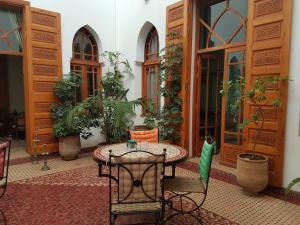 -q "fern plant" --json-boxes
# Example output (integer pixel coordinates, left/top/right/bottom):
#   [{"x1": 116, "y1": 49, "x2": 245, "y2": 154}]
[{"x1": 72, "y1": 51, "x2": 141, "y2": 144}]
